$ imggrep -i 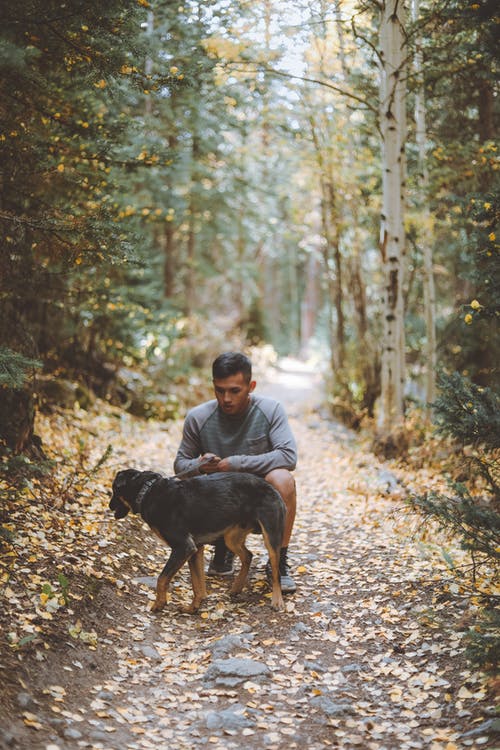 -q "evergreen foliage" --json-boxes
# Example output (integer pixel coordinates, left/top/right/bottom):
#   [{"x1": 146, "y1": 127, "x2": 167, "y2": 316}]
[
  {"x1": 421, "y1": 0, "x2": 499, "y2": 393},
  {"x1": 0, "y1": 2, "x2": 145, "y2": 355},
  {"x1": 0, "y1": 348, "x2": 42, "y2": 389},
  {"x1": 465, "y1": 606, "x2": 500, "y2": 670},
  {"x1": 409, "y1": 369, "x2": 499, "y2": 667},
  {"x1": 405, "y1": 9, "x2": 499, "y2": 659},
  {"x1": 434, "y1": 373, "x2": 499, "y2": 470}
]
